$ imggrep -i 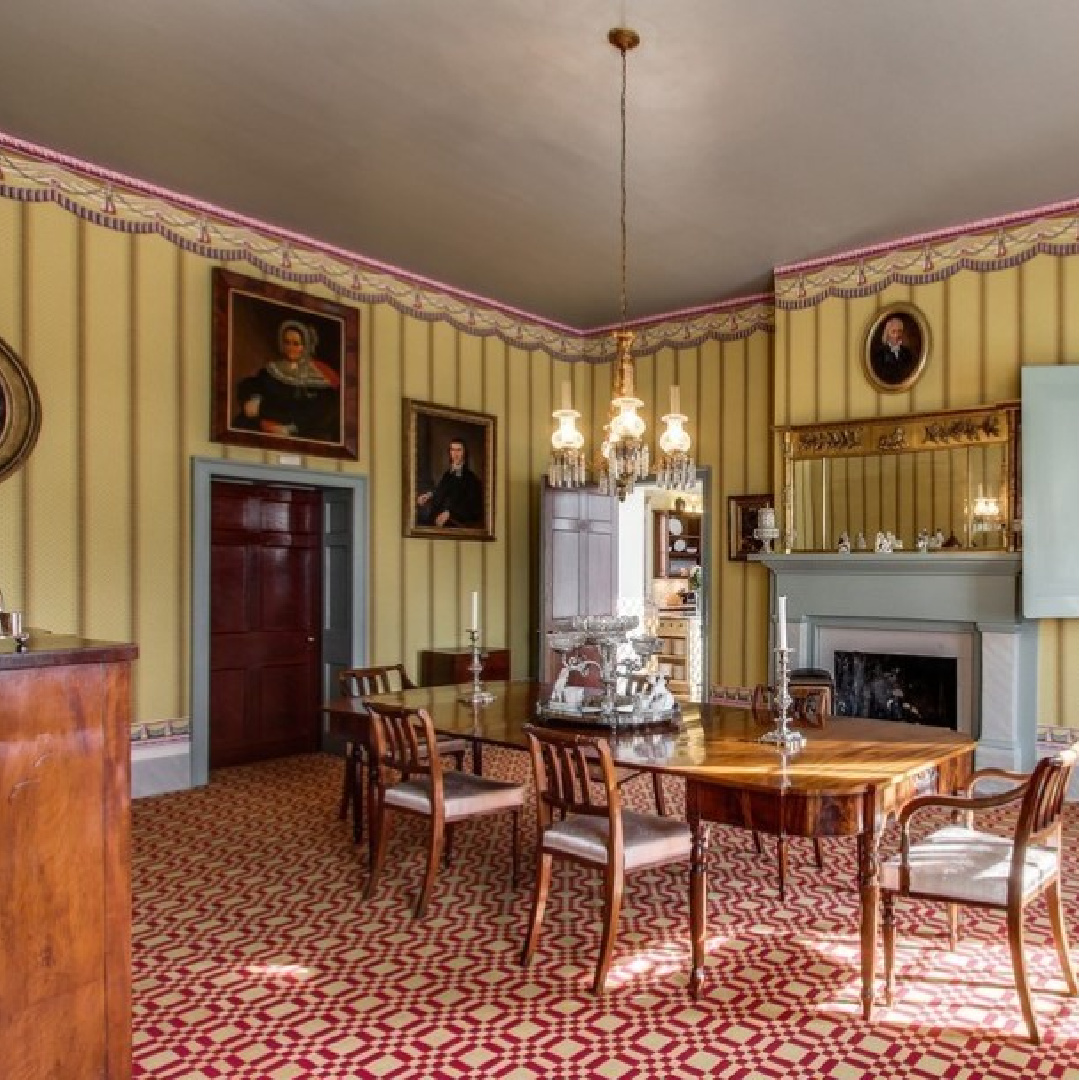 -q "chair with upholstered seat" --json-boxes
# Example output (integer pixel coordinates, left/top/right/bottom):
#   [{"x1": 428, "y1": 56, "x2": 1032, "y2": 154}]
[
  {"x1": 881, "y1": 748, "x2": 1078, "y2": 1044},
  {"x1": 520, "y1": 724, "x2": 694, "y2": 994},
  {"x1": 333, "y1": 663, "x2": 468, "y2": 845},
  {"x1": 365, "y1": 702, "x2": 524, "y2": 918}
]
